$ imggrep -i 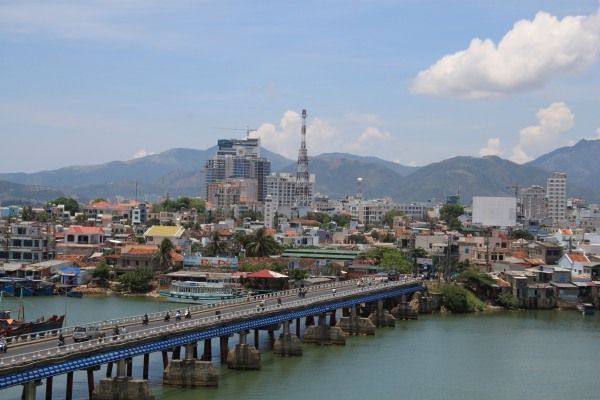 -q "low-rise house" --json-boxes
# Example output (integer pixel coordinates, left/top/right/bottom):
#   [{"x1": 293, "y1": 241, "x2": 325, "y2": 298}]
[
  {"x1": 527, "y1": 241, "x2": 563, "y2": 265},
  {"x1": 558, "y1": 252, "x2": 591, "y2": 278},
  {"x1": 114, "y1": 244, "x2": 160, "y2": 272},
  {"x1": 143, "y1": 225, "x2": 190, "y2": 254}
]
